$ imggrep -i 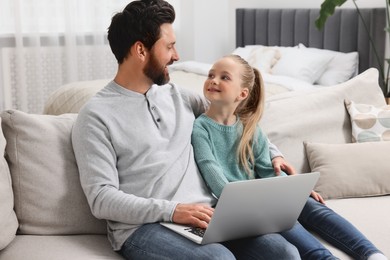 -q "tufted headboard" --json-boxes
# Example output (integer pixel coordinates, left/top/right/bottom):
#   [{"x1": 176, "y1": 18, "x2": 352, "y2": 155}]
[{"x1": 236, "y1": 8, "x2": 386, "y2": 91}]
